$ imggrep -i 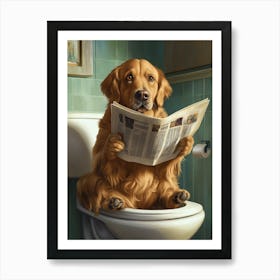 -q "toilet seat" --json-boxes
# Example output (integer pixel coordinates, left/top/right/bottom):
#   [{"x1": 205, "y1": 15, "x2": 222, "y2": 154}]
[
  {"x1": 99, "y1": 201, "x2": 203, "y2": 221},
  {"x1": 77, "y1": 199, "x2": 205, "y2": 239}
]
